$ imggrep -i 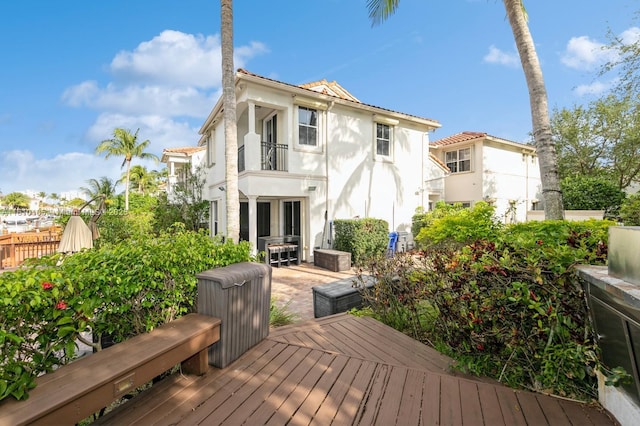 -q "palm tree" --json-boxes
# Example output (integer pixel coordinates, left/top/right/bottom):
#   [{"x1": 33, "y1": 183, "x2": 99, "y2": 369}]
[
  {"x1": 81, "y1": 177, "x2": 119, "y2": 207},
  {"x1": 221, "y1": 0, "x2": 240, "y2": 242},
  {"x1": 122, "y1": 165, "x2": 161, "y2": 196},
  {"x1": 367, "y1": 0, "x2": 564, "y2": 220},
  {"x1": 96, "y1": 128, "x2": 159, "y2": 211}
]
